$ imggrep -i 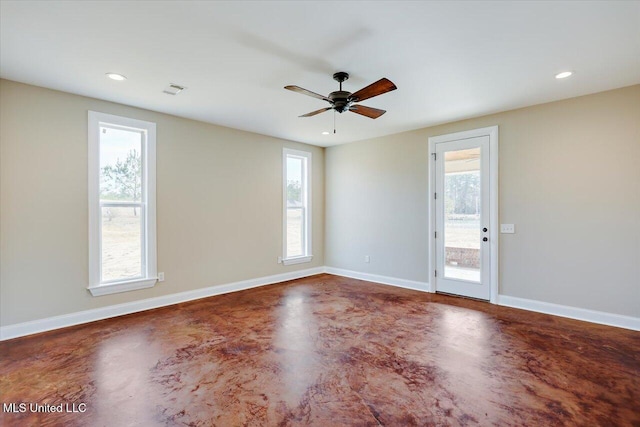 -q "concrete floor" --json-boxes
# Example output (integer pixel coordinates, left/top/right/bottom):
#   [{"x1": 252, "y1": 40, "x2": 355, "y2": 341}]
[{"x1": 1, "y1": 274, "x2": 638, "y2": 426}]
